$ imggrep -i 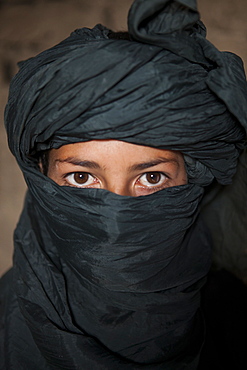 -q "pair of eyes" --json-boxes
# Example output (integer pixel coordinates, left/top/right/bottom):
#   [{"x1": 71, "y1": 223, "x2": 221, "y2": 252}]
[{"x1": 65, "y1": 171, "x2": 168, "y2": 189}]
